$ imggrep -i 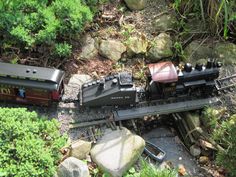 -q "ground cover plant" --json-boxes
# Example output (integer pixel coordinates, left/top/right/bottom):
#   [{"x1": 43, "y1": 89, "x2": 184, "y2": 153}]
[{"x1": 0, "y1": 108, "x2": 67, "y2": 177}]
